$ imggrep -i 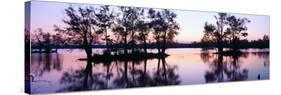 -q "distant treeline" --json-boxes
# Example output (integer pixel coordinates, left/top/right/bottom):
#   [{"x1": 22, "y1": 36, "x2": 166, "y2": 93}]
[
  {"x1": 31, "y1": 38, "x2": 269, "y2": 49},
  {"x1": 188, "y1": 39, "x2": 269, "y2": 49}
]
